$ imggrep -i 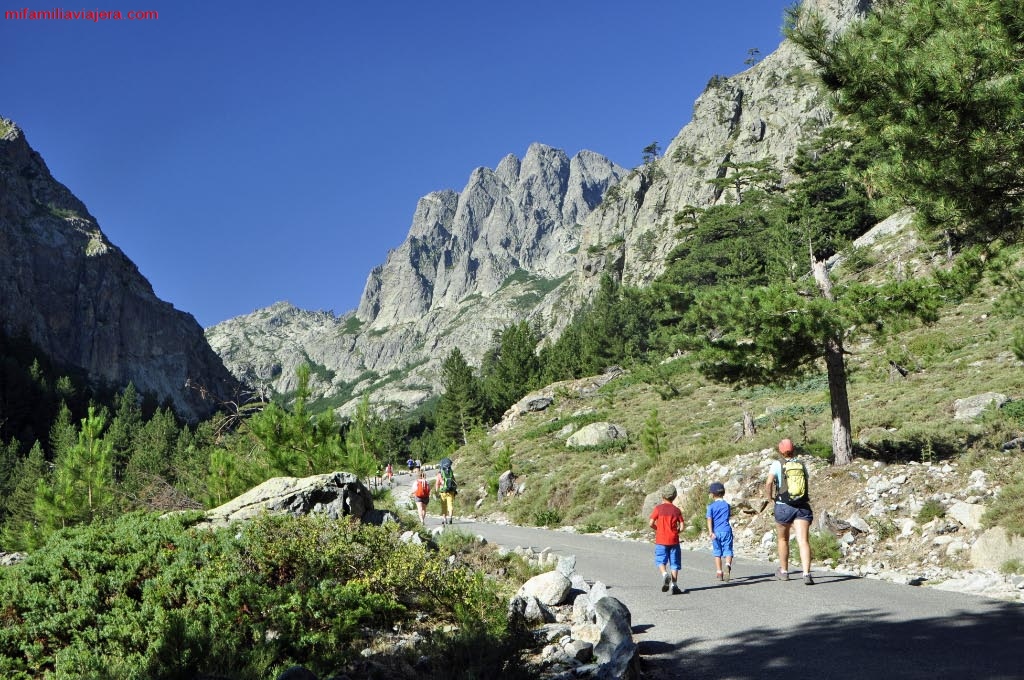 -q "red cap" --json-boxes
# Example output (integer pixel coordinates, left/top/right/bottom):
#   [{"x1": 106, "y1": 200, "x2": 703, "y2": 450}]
[{"x1": 778, "y1": 438, "x2": 795, "y2": 454}]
